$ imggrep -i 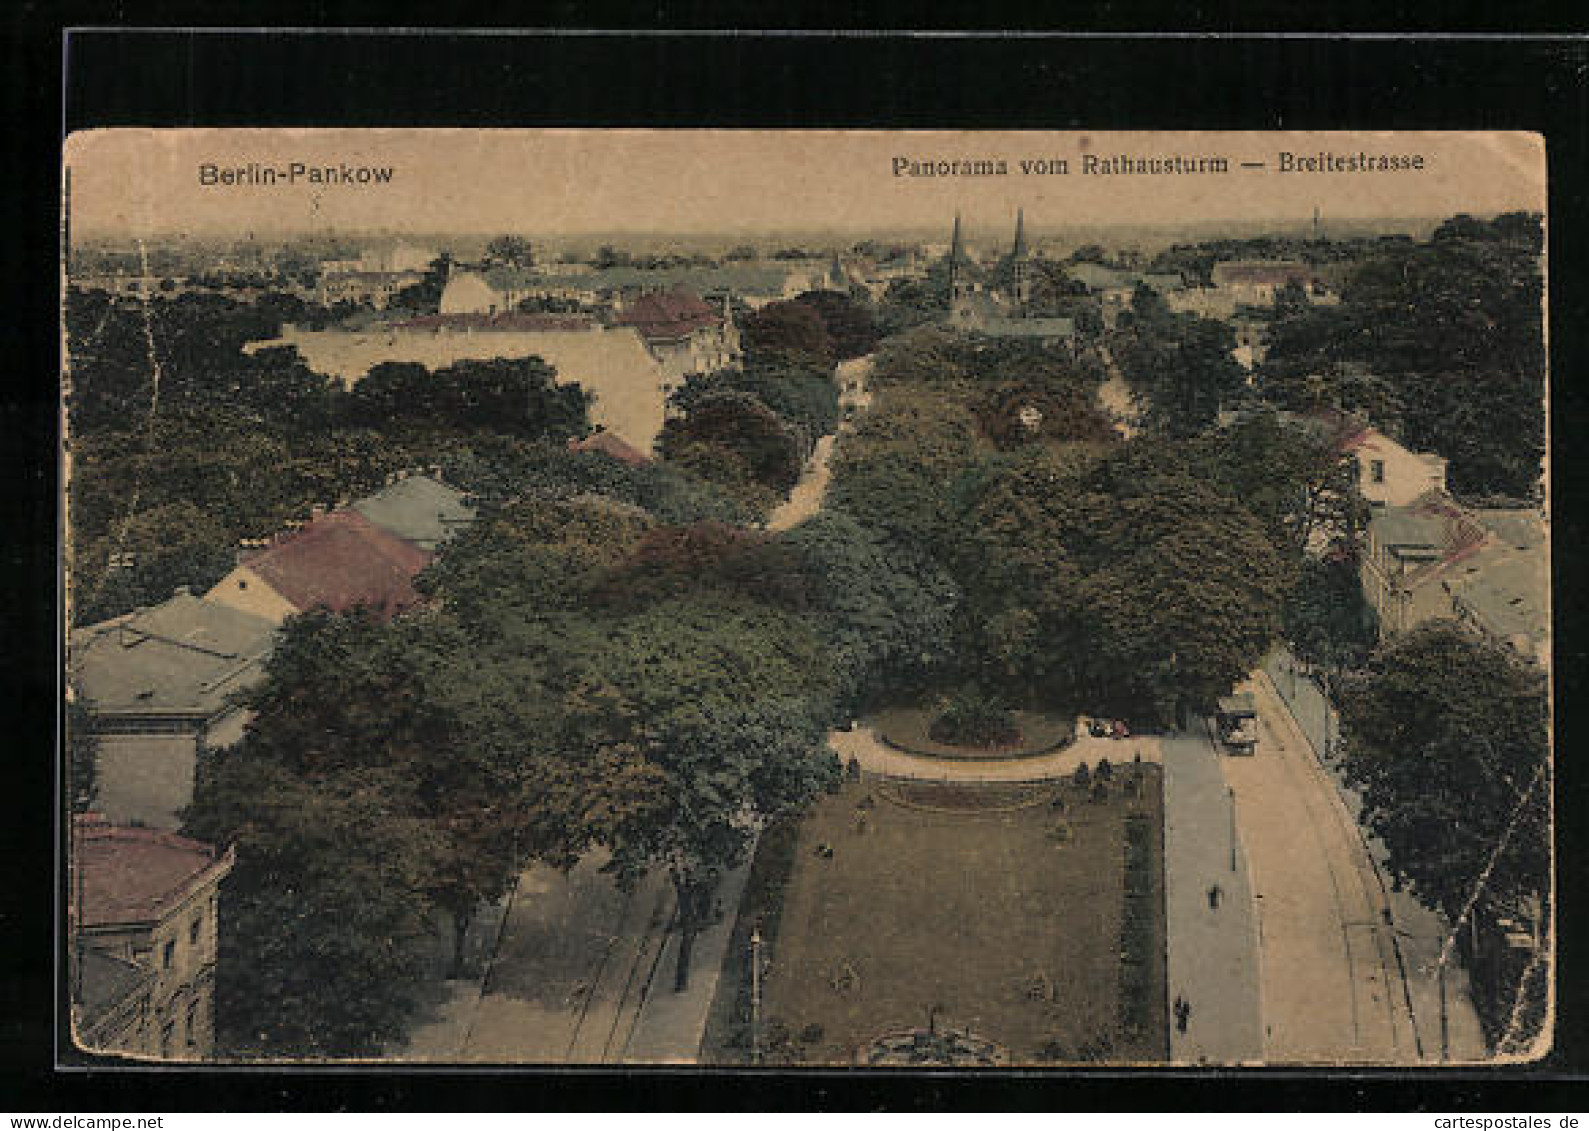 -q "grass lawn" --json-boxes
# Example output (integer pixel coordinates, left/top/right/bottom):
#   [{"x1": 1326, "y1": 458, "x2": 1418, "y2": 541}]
[{"x1": 702, "y1": 768, "x2": 1167, "y2": 1065}]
